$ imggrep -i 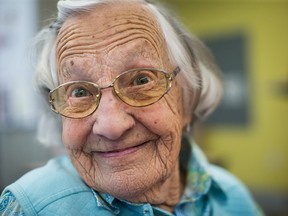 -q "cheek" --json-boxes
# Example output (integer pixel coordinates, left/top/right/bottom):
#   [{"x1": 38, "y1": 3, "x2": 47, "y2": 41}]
[
  {"x1": 62, "y1": 118, "x2": 91, "y2": 149},
  {"x1": 136, "y1": 92, "x2": 184, "y2": 136},
  {"x1": 135, "y1": 100, "x2": 183, "y2": 156},
  {"x1": 134, "y1": 86, "x2": 185, "y2": 161},
  {"x1": 142, "y1": 111, "x2": 181, "y2": 135}
]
